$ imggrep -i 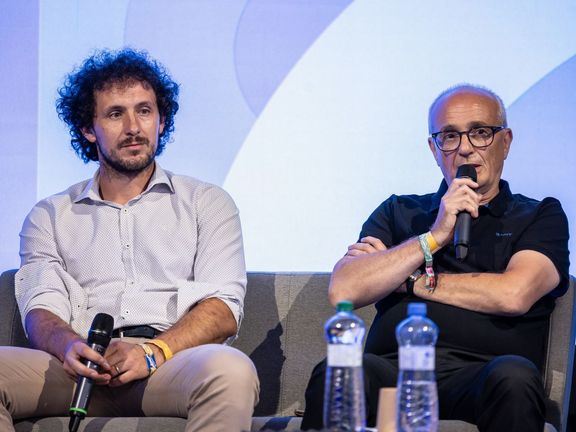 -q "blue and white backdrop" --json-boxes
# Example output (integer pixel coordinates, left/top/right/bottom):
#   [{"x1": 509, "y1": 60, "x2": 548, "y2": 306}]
[{"x1": 1, "y1": 1, "x2": 575, "y2": 273}]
